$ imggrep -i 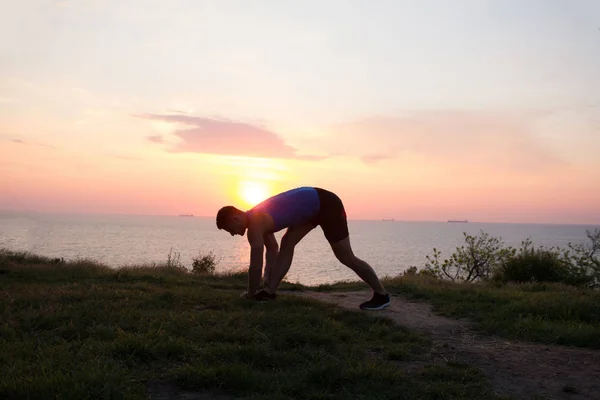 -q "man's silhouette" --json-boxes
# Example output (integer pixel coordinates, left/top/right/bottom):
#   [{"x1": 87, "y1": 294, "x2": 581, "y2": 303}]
[{"x1": 216, "y1": 186, "x2": 391, "y2": 310}]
